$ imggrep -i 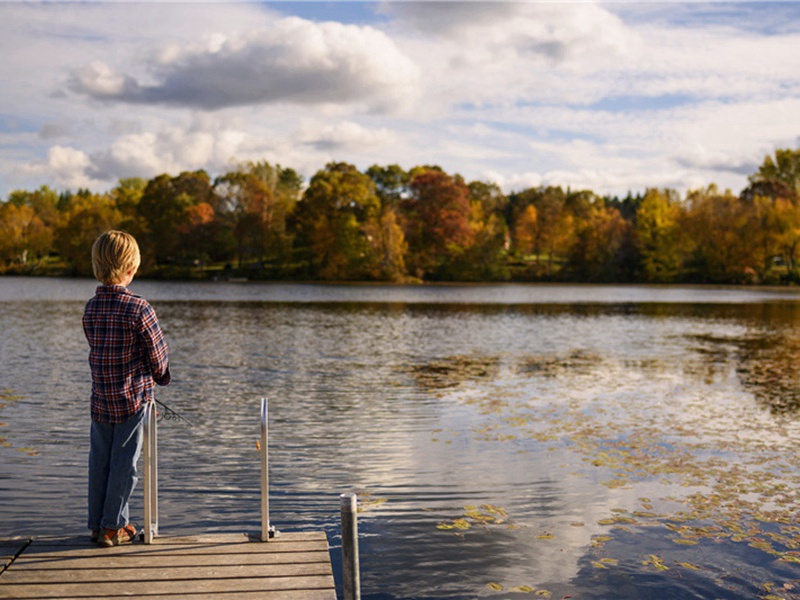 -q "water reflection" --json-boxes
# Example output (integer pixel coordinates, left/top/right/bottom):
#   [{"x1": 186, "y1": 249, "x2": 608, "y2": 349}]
[{"x1": 3, "y1": 279, "x2": 800, "y2": 599}]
